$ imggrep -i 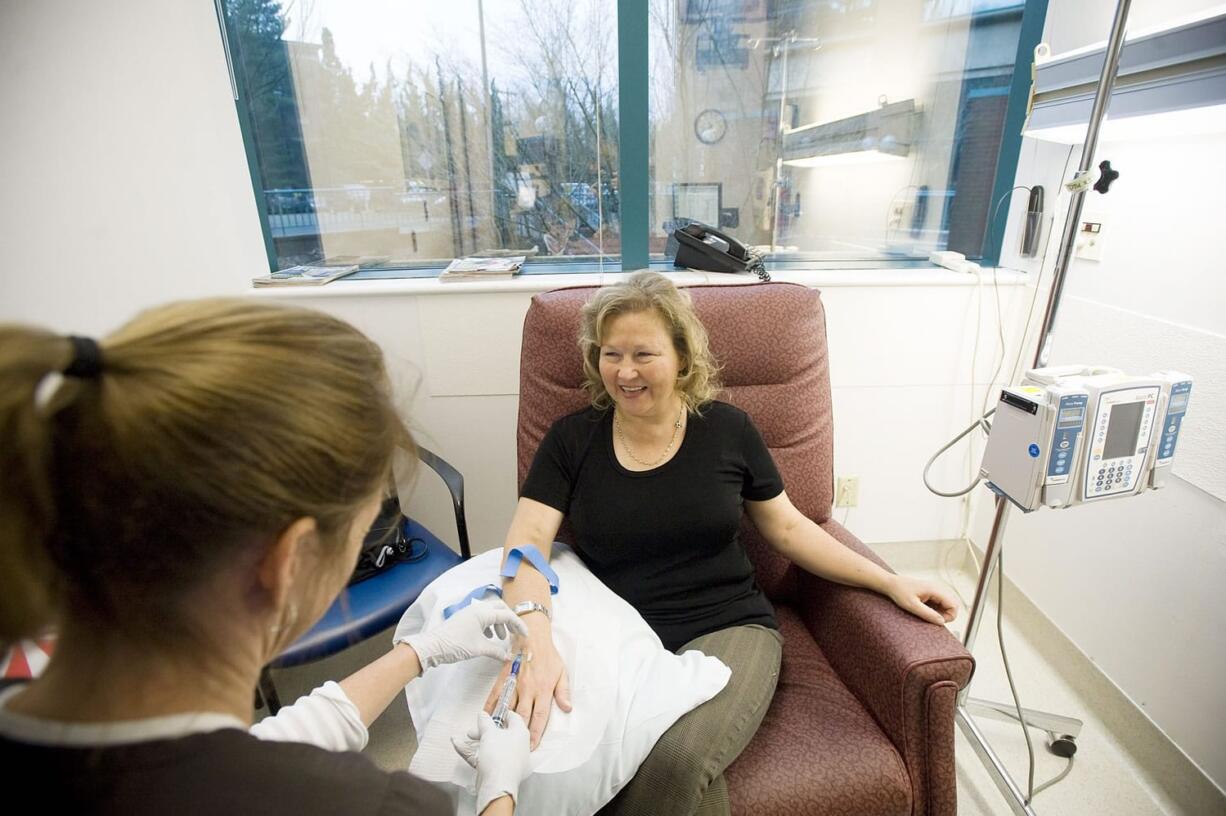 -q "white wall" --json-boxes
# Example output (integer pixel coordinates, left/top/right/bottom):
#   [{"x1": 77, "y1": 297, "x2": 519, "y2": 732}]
[
  {"x1": 966, "y1": 0, "x2": 1226, "y2": 794},
  {"x1": 0, "y1": 0, "x2": 263, "y2": 331}
]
